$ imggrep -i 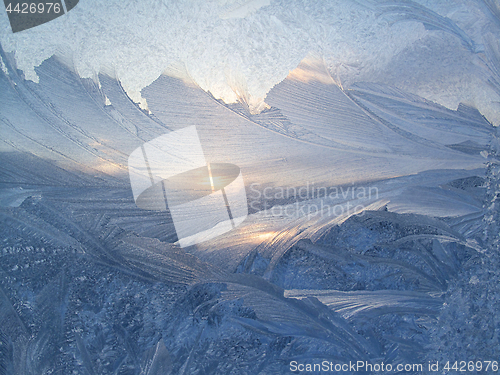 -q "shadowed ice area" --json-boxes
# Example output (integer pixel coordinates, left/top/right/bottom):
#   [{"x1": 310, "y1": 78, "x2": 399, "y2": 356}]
[{"x1": 1, "y1": 39, "x2": 499, "y2": 374}]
